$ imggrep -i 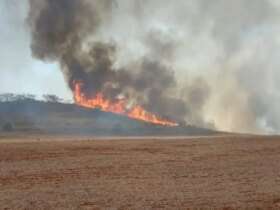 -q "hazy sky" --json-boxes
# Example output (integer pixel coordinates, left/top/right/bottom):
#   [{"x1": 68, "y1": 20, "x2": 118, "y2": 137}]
[{"x1": 0, "y1": 0, "x2": 72, "y2": 99}]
